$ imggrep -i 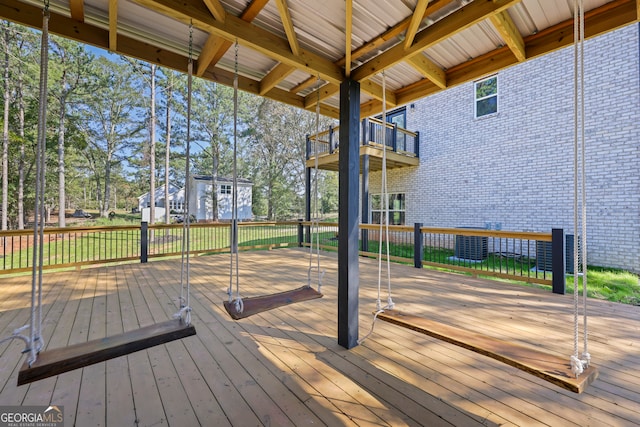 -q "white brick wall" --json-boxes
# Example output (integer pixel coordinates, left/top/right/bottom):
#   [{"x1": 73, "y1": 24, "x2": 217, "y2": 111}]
[{"x1": 369, "y1": 24, "x2": 640, "y2": 272}]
